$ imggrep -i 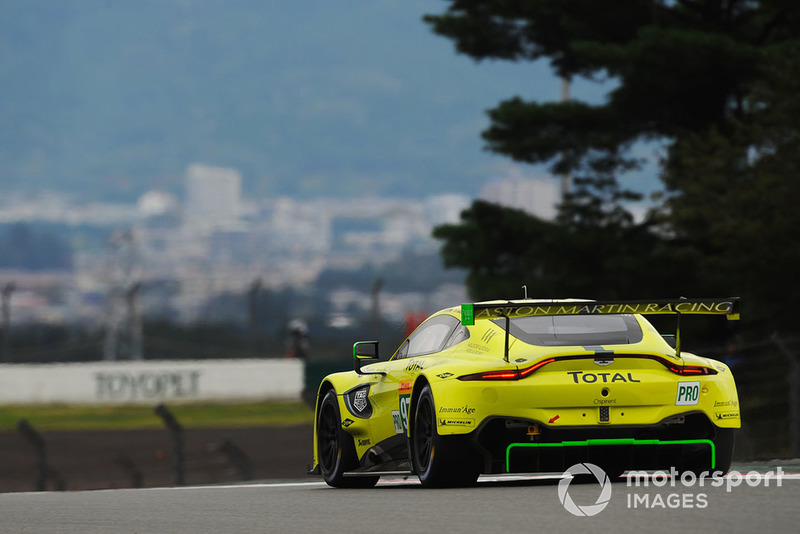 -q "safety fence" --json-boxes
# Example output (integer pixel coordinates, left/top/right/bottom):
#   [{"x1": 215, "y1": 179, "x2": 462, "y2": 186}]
[{"x1": 2, "y1": 404, "x2": 312, "y2": 493}]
